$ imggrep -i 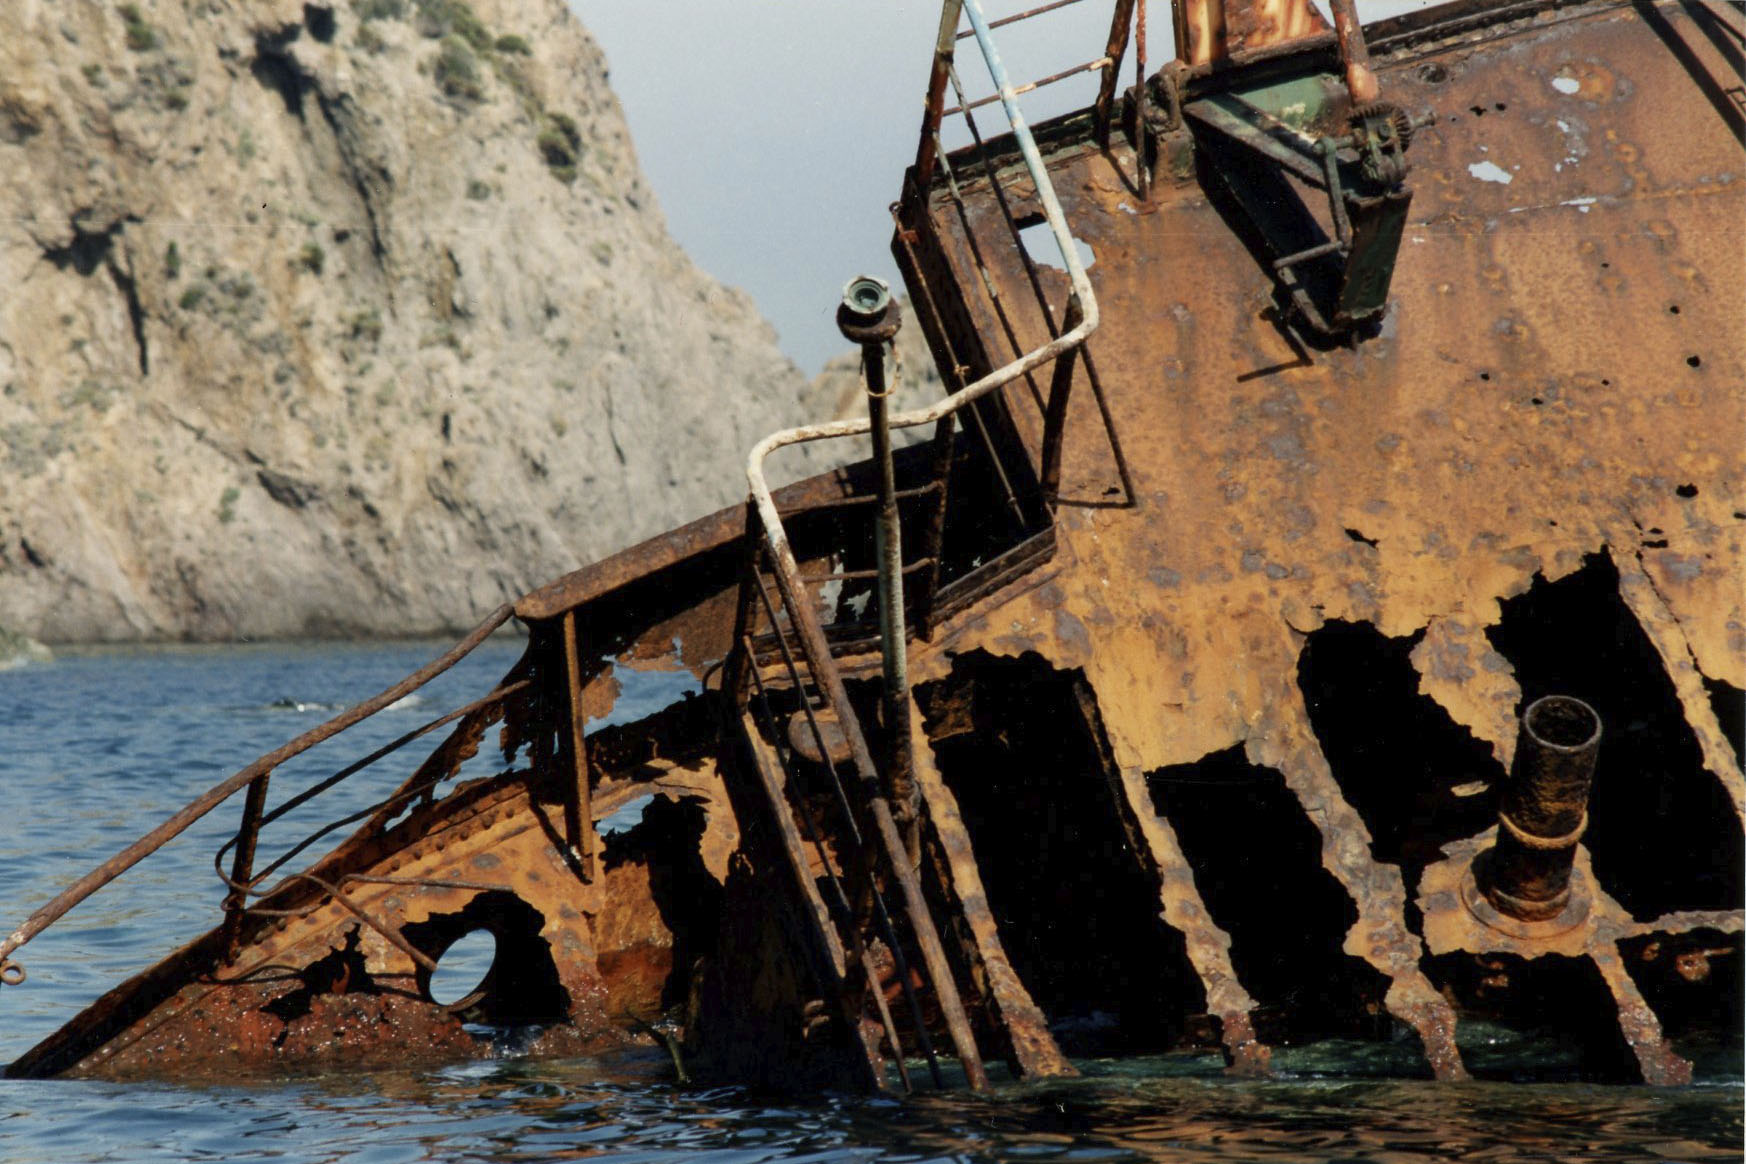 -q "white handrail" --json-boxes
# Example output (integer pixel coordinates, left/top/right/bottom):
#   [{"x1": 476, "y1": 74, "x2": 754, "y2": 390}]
[{"x1": 745, "y1": 0, "x2": 1101, "y2": 577}]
